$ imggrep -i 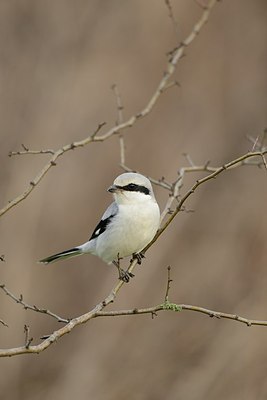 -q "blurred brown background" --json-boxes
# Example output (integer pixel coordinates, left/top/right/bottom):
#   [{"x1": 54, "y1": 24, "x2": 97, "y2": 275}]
[{"x1": 0, "y1": 1, "x2": 267, "y2": 399}]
